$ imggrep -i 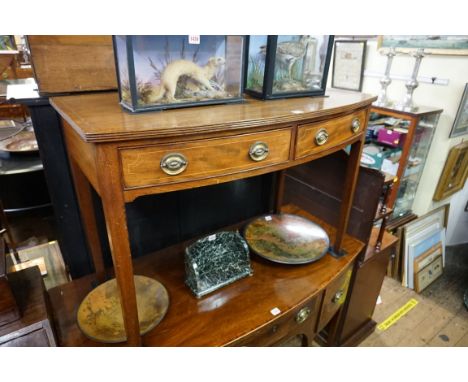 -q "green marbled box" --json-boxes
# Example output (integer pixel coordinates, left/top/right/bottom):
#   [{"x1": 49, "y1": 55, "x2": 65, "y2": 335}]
[{"x1": 185, "y1": 231, "x2": 253, "y2": 298}]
